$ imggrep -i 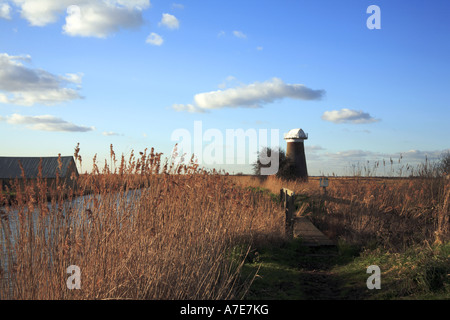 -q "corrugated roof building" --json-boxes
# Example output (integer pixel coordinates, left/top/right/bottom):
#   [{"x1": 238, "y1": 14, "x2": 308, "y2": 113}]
[{"x1": 0, "y1": 156, "x2": 78, "y2": 190}]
